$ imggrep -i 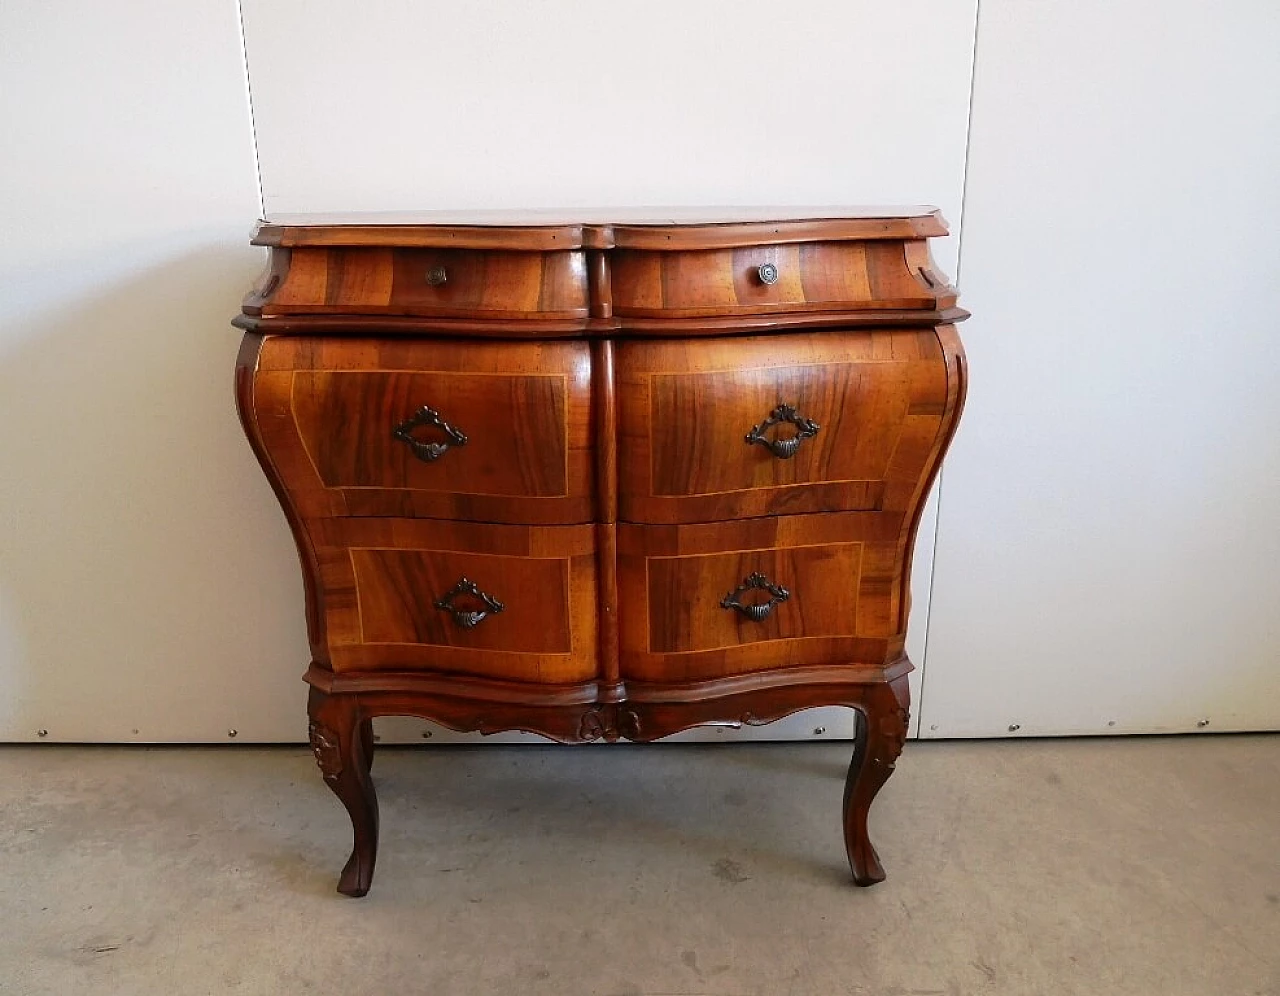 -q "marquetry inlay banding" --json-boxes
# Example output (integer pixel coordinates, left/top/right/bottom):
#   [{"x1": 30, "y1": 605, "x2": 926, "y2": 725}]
[{"x1": 237, "y1": 208, "x2": 968, "y2": 896}]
